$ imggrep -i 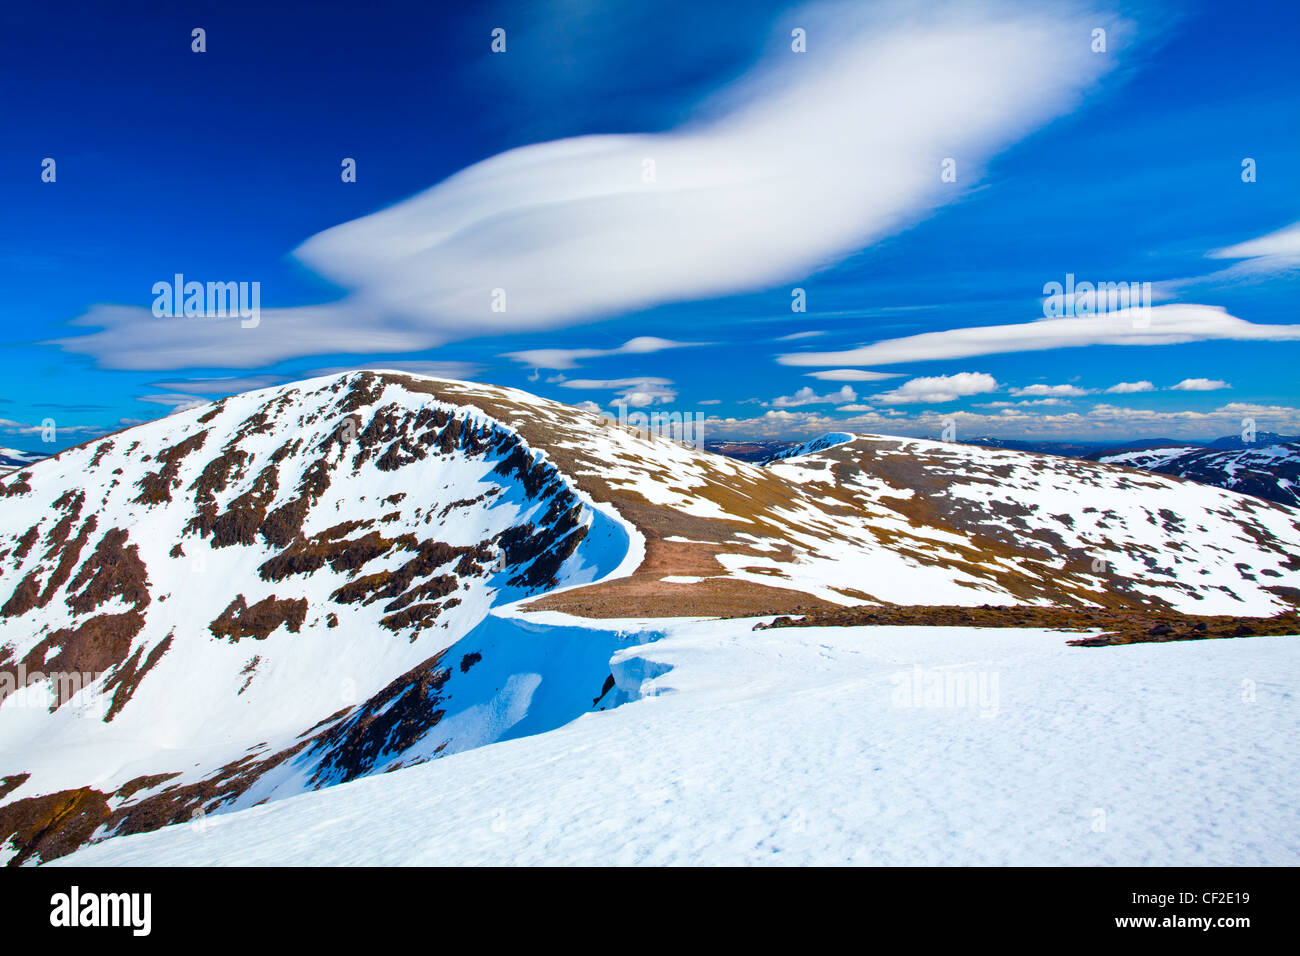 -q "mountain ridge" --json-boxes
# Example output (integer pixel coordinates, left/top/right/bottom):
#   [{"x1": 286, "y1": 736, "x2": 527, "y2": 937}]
[{"x1": 3, "y1": 372, "x2": 1300, "y2": 864}]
